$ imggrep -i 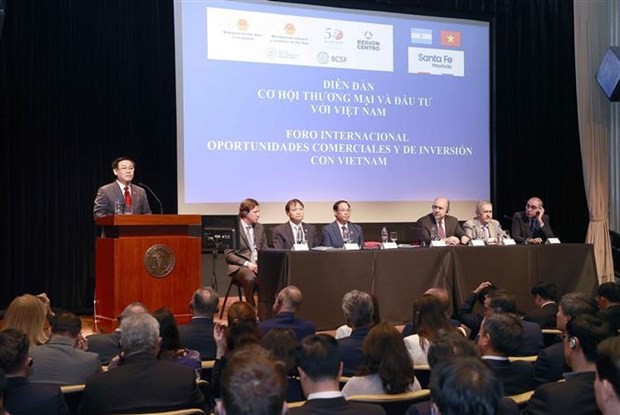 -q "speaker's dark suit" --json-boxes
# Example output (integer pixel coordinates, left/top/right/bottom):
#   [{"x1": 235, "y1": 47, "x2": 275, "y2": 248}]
[
  {"x1": 321, "y1": 221, "x2": 364, "y2": 248},
  {"x1": 511, "y1": 211, "x2": 555, "y2": 244},
  {"x1": 482, "y1": 357, "x2": 535, "y2": 395},
  {"x1": 289, "y1": 396, "x2": 386, "y2": 415},
  {"x1": 523, "y1": 371, "x2": 599, "y2": 415},
  {"x1": 271, "y1": 222, "x2": 320, "y2": 249},
  {"x1": 524, "y1": 302, "x2": 558, "y2": 329},
  {"x1": 5, "y1": 377, "x2": 68, "y2": 415},
  {"x1": 86, "y1": 330, "x2": 122, "y2": 365},
  {"x1": 416, "y1": 213, "x2": 466, "y2": 243},
  {"x1": 93, "y1": 181, "x2": 152, "y2": 219},
  {"x1": 178, "y1": 317, "x2": 216, "y2": 360},
  {"x1": 79, "y1": 352, "x2": 207, "y2": 415},
  {"x1": 258, "y1": 312, "x2": 316, "y2": 341}
]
